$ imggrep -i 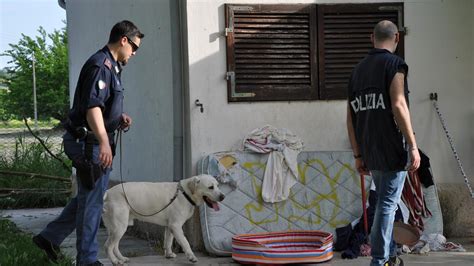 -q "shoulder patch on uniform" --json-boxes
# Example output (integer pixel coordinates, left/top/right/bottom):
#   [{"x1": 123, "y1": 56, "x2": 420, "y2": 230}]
[
  {"x1": 104, "y1": 58, "x2": 112, "y2": 70},
  {"x1": 98, "y1": 80, "x2": 106, "y2": 90}
]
